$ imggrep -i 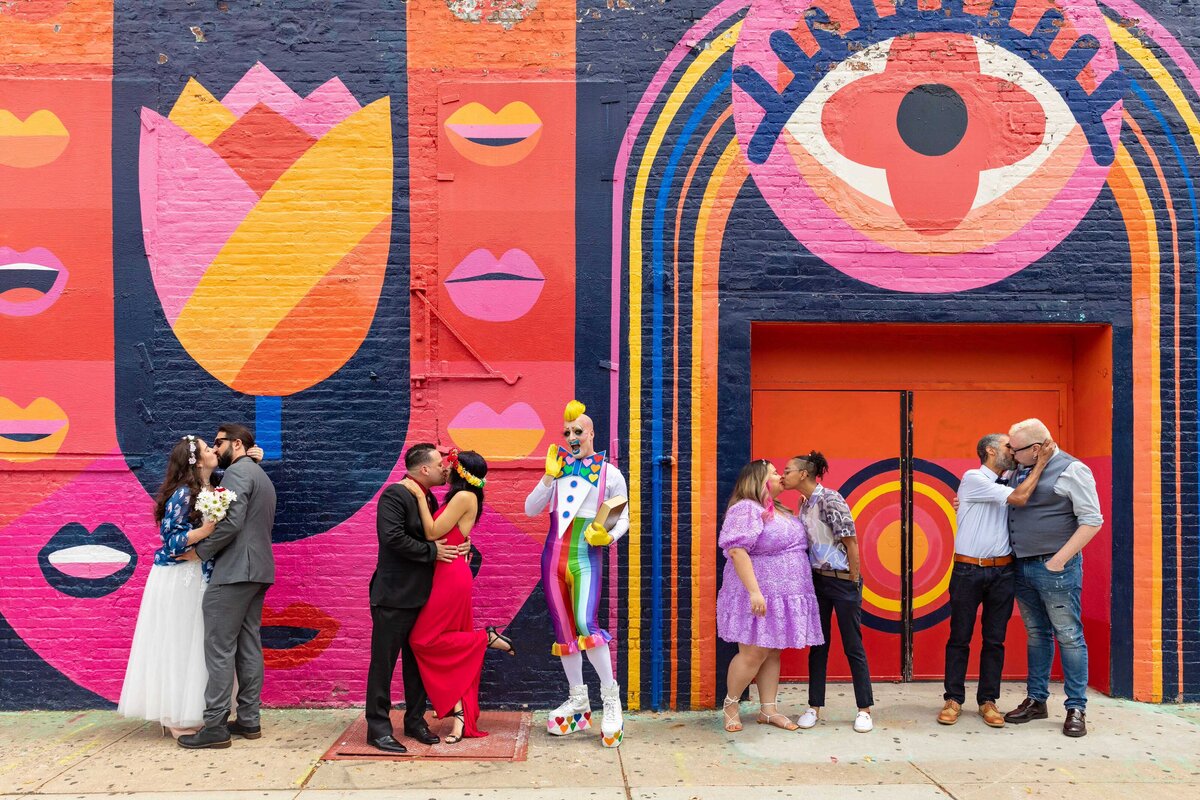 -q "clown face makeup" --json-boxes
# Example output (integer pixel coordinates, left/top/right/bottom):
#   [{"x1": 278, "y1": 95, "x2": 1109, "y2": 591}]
[{"x1": 563, "y1": 421, "x2": 595, "y2": 458}]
